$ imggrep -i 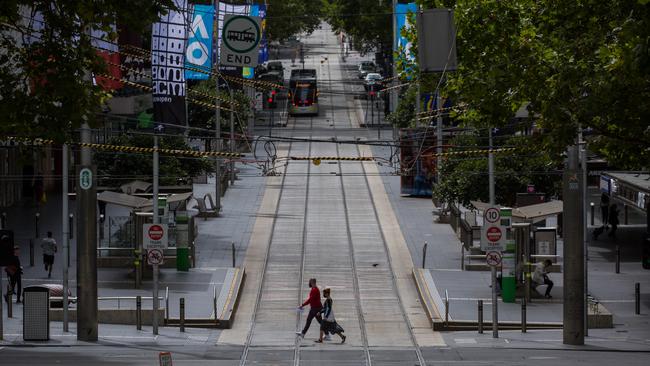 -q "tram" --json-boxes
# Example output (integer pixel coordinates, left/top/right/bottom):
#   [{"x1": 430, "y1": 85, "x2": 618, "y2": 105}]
[{"x1": 289, "y1": 69, "x2": 318, "y2": 116}]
